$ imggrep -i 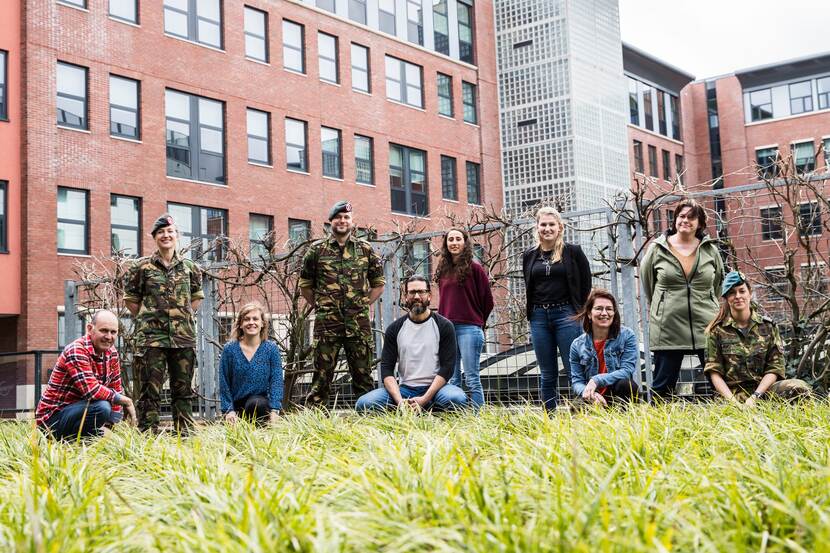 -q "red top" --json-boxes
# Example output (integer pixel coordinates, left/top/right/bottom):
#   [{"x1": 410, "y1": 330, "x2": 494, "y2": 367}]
[
  {"x1": 437, "y1": 261, "x2": 494, "y2": 327},
  {"x1": 36, "y1": 334, "x2": 123, "y2": 426},
  {"x1": 594, "y1": 339, "x2": 608, "y2": 396}
]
